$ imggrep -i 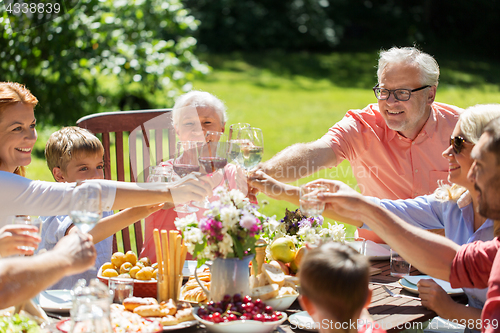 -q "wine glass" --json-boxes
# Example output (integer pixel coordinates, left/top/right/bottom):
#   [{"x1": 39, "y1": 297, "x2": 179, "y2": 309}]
[
  {"x1": 198, "y1": 131, "x2": 228, "y2": 175},
  {"x1": 147, "y1": 165, "x2": 171, "y2": 183},
  {"x1": 193, "y1": 131, "x2": 229, "y2": 208},
  {"x1": 173, "y1": 141, "x2": 200, "y2": 213},
  {"x1": 228, "y1": 123, "x2": 250, "y2": 165},
  {"x1": 70, "y1": 182, "x2": 103, "y2": 234},
  {"x1": 239, "y1": 127, "x2": 264, "y2": 173}
]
